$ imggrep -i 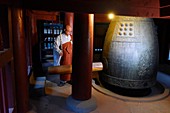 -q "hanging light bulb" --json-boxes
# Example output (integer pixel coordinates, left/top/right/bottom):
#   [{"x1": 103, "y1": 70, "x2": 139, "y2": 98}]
[{"x1": 108, "y1": 13, "x2": 115, "y2": 20}]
